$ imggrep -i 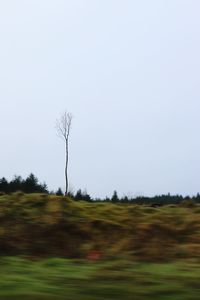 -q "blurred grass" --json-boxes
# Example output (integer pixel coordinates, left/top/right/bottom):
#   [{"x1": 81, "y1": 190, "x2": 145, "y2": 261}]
[
  {"x1": 0, "y1": 257, "x2": 200, "y2": 299},
  {"x1": 1, "y1": 193, "x2": 200, "y2": 260},
  {"x1": 1, "y1": 194, "x2": 200, "y2": 298}
]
